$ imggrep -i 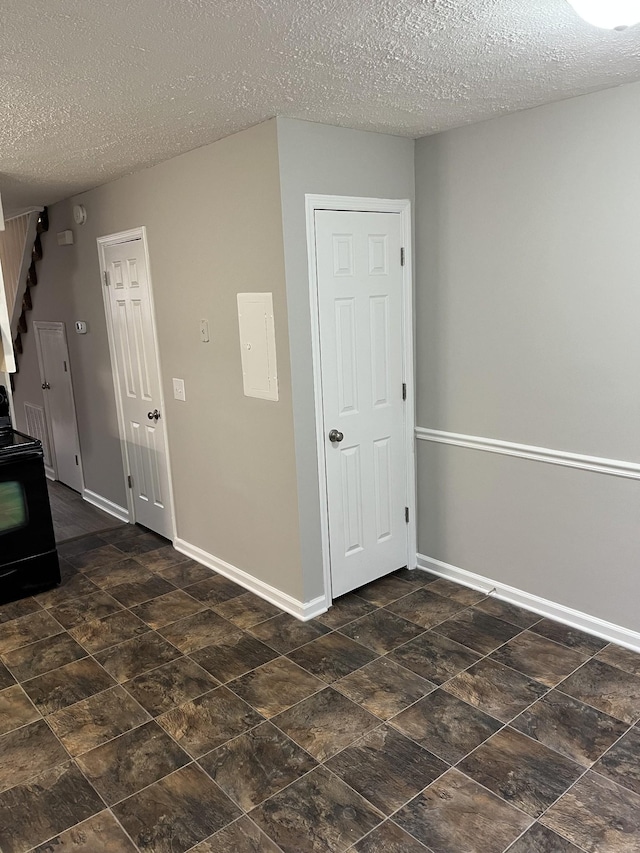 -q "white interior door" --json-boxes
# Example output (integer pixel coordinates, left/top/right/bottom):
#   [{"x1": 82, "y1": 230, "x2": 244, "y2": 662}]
[
  {"x1": 103, "y1": 237, "x2": 173, "y2": 538},
  {"x1": 34, "y1": 322, "x2": 83, "y2": 492},
  {"x1": 315, "y1": 209, "x2": 408, "y2": 597}
]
